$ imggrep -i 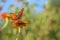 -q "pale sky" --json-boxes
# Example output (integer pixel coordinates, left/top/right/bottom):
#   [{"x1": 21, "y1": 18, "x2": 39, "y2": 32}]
[{"x1": 0, "y1": 0, "x2": 46, "y2": 12}]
